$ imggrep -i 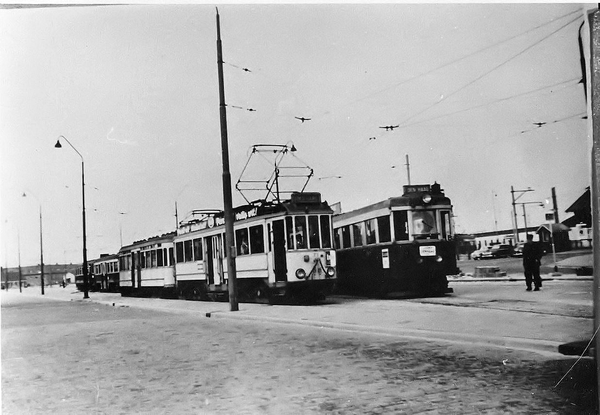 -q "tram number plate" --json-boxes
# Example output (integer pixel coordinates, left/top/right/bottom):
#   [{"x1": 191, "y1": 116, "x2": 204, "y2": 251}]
[
  {"x1": 419, "y1": 246, "x2": 436, "y2": 257},
  {"x1": 381, "y1": 248, "x2": 390, "y2": 269}
]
